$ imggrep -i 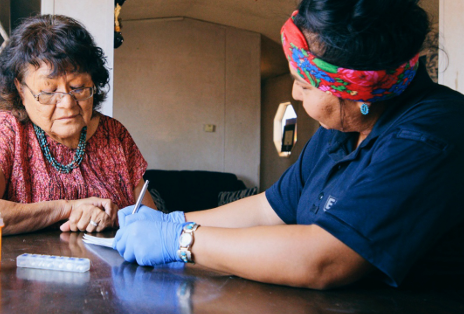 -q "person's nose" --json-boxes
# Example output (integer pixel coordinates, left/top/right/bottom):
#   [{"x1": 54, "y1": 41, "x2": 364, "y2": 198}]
[
  {"x1": 292, "y1": 81, "x2": 302, "y2": 101},
  {"x1": 56, "y1": 92, "x2": 77, "y2": 108}
]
